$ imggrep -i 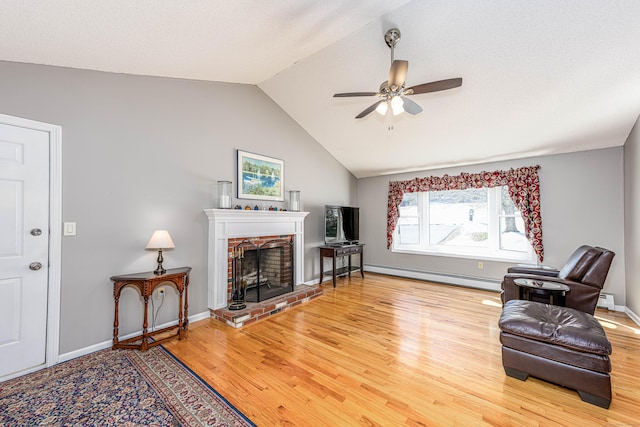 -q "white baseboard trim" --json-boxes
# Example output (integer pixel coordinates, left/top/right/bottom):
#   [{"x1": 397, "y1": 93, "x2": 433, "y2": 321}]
[
  {"x1": 58, "y1": 311, "x2": 211, "y2": 363},
  {"x1": 625, "y1": 306, "x2": 640, "y2": 327},
  {"x1": 188, "y1": 311, "x2": 213, "y2": 323},
  {"x1": 597, "y1": 304, "x2": 629, "y2": 314},
  {"x1": 364, "y1": 264, "x2": 502, "y2": 292}
]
